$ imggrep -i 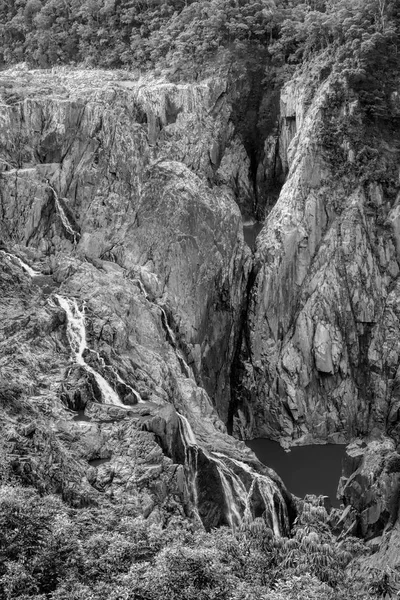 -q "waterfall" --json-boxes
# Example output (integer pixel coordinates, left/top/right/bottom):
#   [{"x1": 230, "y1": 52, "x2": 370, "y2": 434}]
[
  {"x1": 56, "y1": 295, "x2": 127, "y2": 407},
  {"x1": 177, "y1": 413, "x2": 200, "y2": 513},
  {"x1": 177, "y1": 413, "x2": 198, "y2": 447},
  {"x1": 176, "y1": 414, "x2": 287, "y2": 535},
  {"x1": 213, "y1": 462, "x2": 244, "y2": 529},
  {"x1": 220, "y1": 454, "x2": 289, "y2": 537},
  {"x1": 159, "y1": 306, "x2": 193, "y2": 378},
  {"x1": 47, "y1": 183, "x2": 80, "y2": 243},
  {"x1": 109, "y1": 365, "x2": 144, "y2": 404},
  {"x1": 85, "y1": 347, "x2": 143, "y2": 404},
  {"x1": 0, "y1": 250, "x2": 40, "y2": 277},
  {"x1": 131, "y1": 278, "x2": 148, "y2": 298}
]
